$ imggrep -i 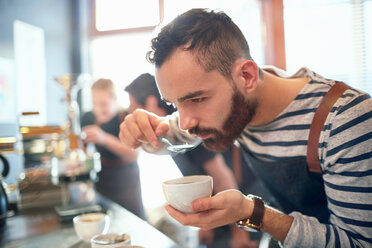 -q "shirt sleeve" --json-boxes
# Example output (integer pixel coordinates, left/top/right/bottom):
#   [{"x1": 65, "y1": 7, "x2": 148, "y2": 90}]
[{"x1": 285, "y1": 90, "x2": 372, "y2": 247}]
